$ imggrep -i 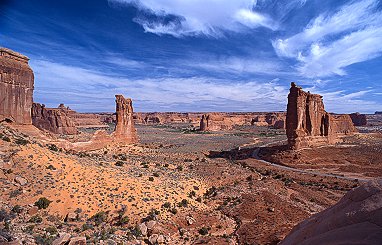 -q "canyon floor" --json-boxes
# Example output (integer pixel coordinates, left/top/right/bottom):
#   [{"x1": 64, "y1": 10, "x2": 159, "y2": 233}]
[{"x1": 0, "y1": 122, "x2": 381, "y2": 244}]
